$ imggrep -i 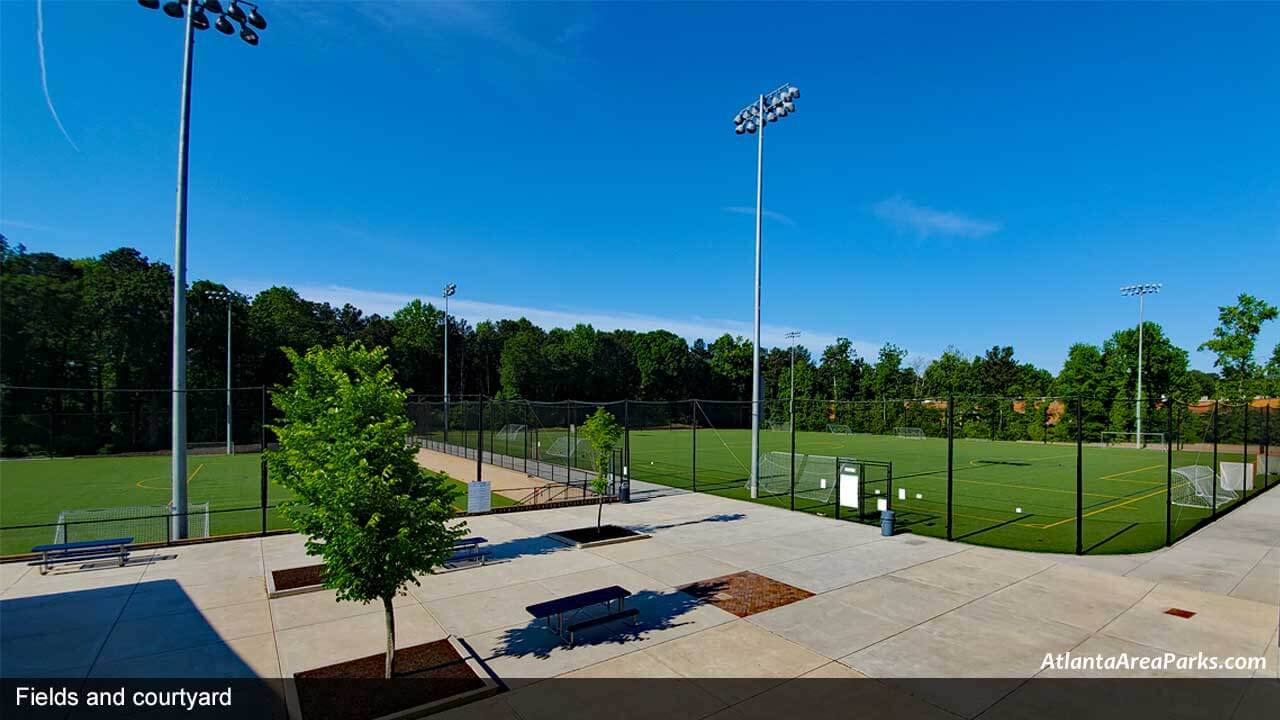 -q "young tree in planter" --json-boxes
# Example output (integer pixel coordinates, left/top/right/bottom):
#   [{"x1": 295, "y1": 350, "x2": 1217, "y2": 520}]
[
  {"x1": 579, "y1": 406, "x2": 622, "y2": 532},
  {"x1": 269, "y1": 342, "x2": 462, "y2": 679}
]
